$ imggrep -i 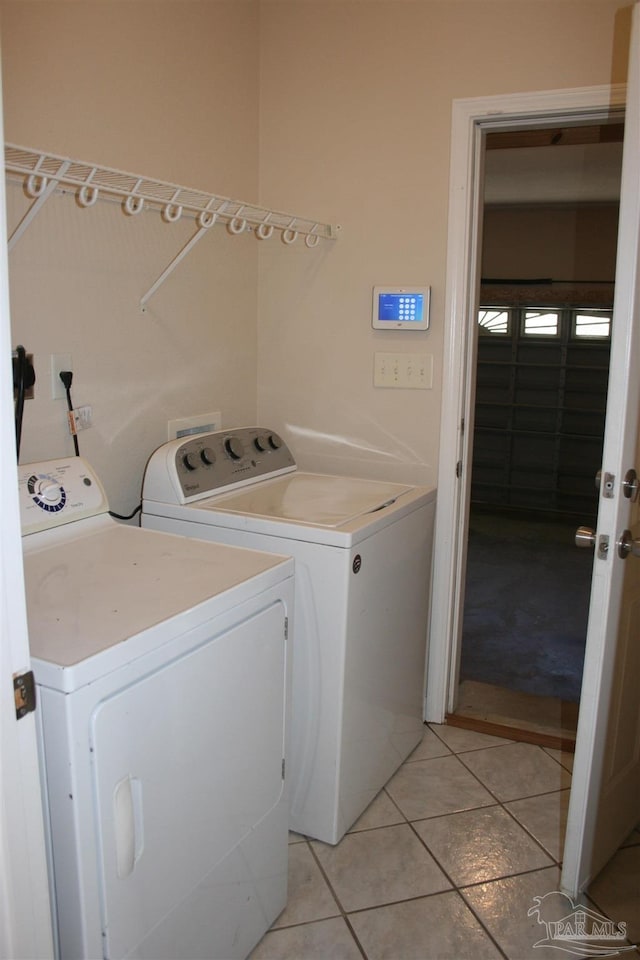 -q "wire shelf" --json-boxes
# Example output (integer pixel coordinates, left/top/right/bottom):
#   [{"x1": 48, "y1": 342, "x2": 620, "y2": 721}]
[
  {"x1": 5, "y1": 143, "x2": 338, "y2": 306},
  {"x1": 5, "y1": 144, "x2": 337, "y2": 239}
]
